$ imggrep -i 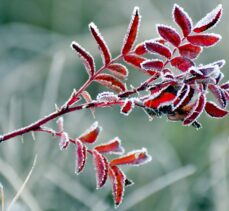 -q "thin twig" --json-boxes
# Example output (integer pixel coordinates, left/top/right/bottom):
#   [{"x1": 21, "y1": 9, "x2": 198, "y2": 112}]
[{"x1": 6, "y1": 155, "x2": 37, "y2": 211}]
